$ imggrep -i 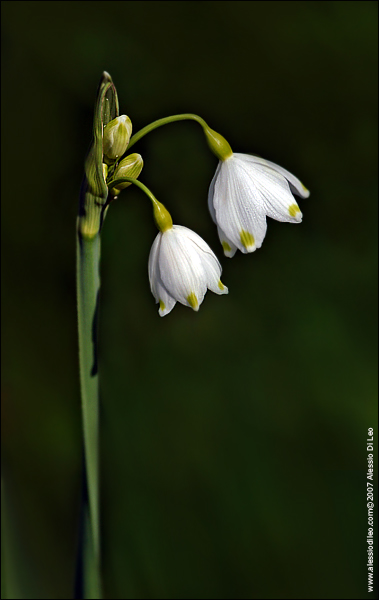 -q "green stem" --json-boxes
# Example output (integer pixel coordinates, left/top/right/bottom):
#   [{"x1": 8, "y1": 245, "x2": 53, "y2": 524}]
[
  {"x1": 127, "y1": 113, "x2": 207, "y2": 150},
  {"x1": 127, "y1": 113, "x2": 233, "y2": 161},
  {"x1": 108, "y1": 178, "x2": 173, "y2": 232},
  {"x1": 76, "y1": 230, "x2": 102, "y2": 598},
  {"x1": 107, "y1": 177, "x2": 157, "y2": 205}
]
